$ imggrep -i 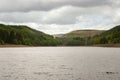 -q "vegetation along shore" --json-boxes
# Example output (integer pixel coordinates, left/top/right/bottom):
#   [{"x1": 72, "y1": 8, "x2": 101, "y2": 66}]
[{"x1": 0, "y1": 24, "x2": 120, "y2": 47}]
